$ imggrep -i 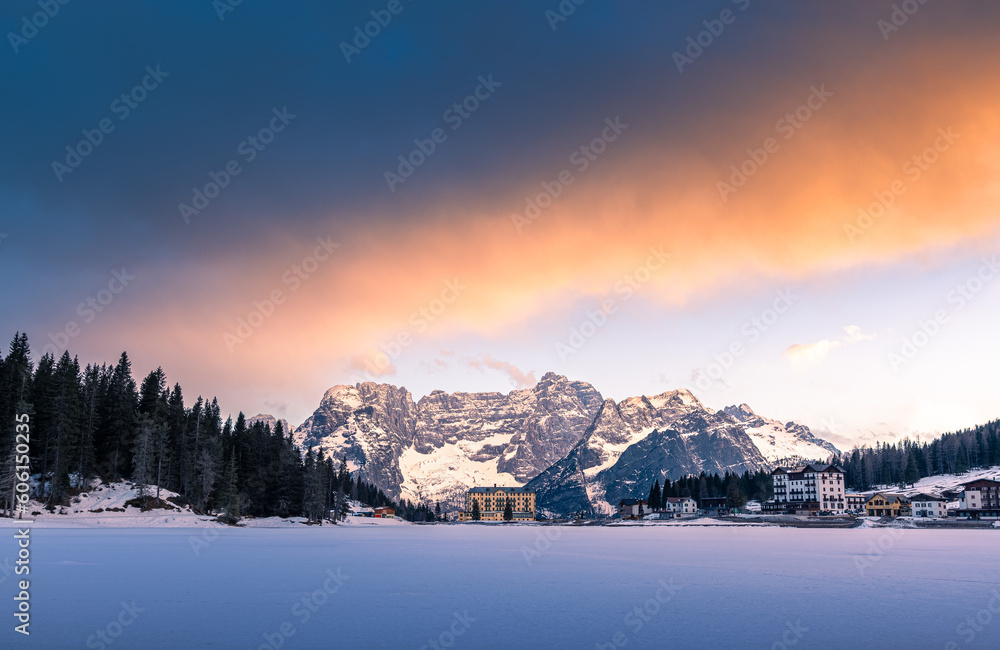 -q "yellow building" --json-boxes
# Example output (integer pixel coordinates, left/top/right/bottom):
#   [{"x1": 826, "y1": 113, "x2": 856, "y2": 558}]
[
  {"x1": 458, "y1": 486, "x2": 536, "y2": 521},
  {"x1": 865, "y1": 492, "x2": 911, "y2": 517}
]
